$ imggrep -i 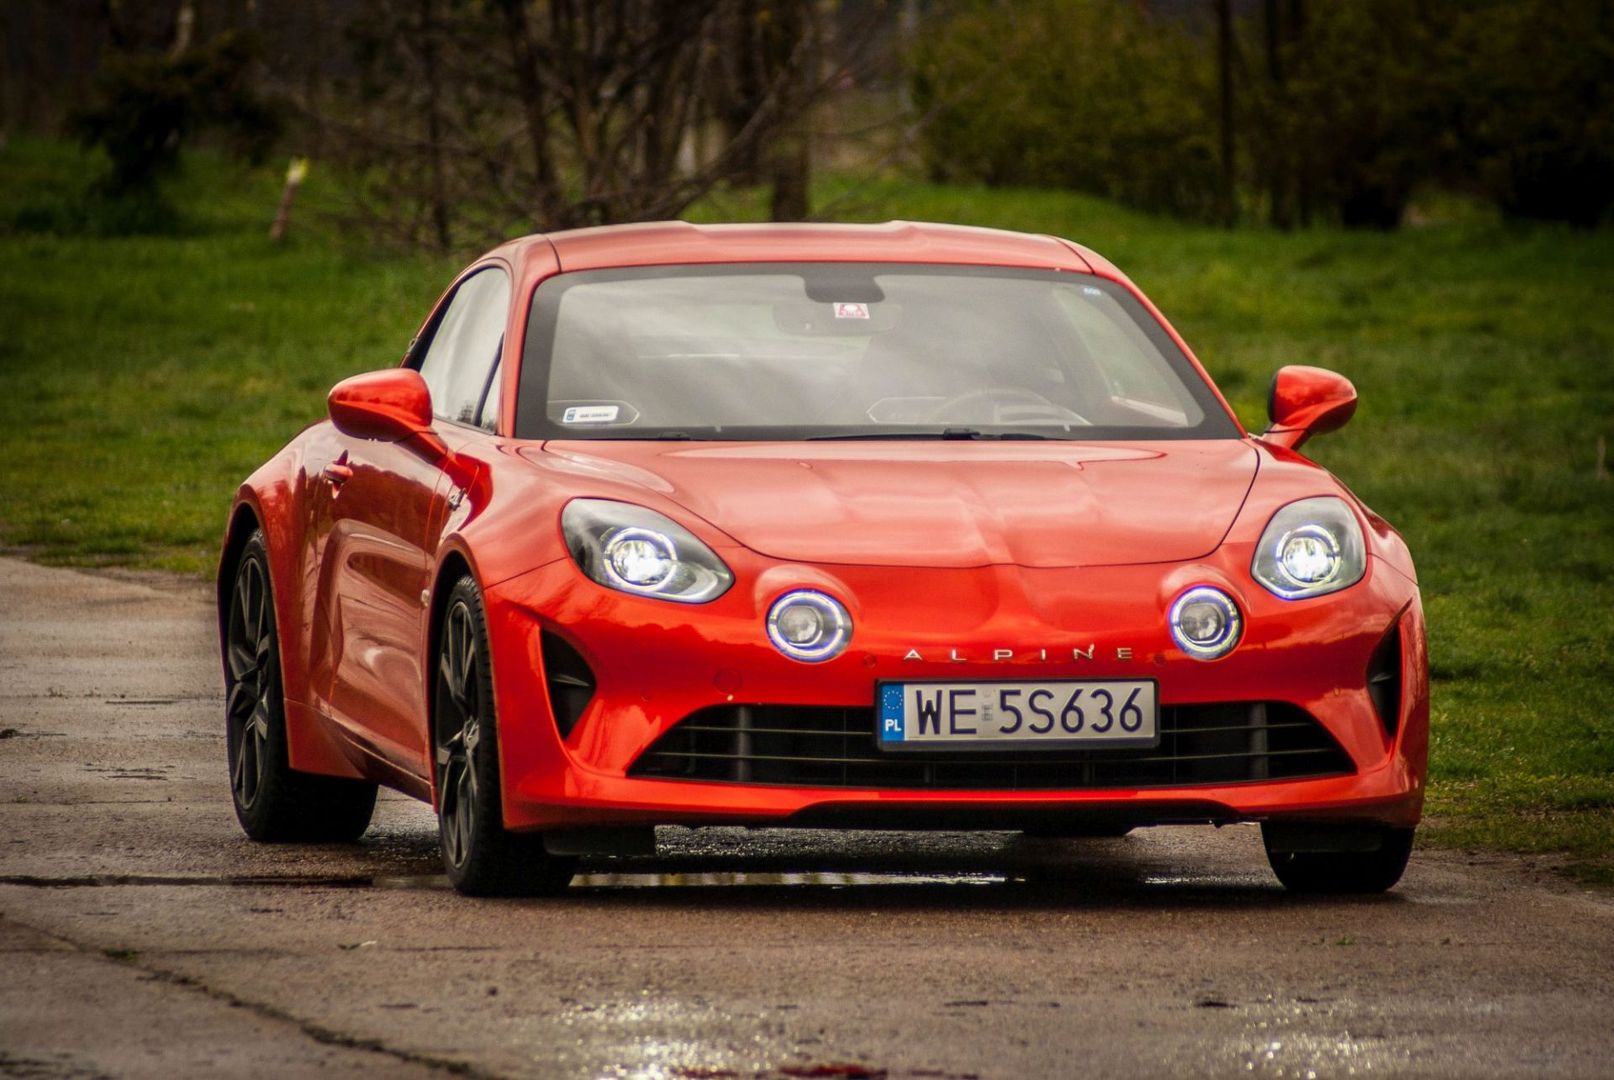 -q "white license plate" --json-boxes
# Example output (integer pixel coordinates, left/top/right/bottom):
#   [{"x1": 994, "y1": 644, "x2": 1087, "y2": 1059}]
[{"x1": 877, "y1": 680, "x2": 1159, "y2": 749}]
